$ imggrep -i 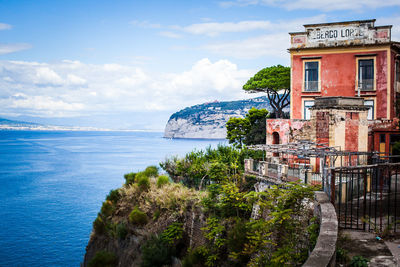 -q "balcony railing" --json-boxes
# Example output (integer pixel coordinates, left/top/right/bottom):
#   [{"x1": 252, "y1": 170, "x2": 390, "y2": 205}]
[
  {"x1": 304, "y1": 81, "x2": 319, "y2": 91},
  {"x1": 358, "y1": 79, "x2": 374, "y2": 91}
]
